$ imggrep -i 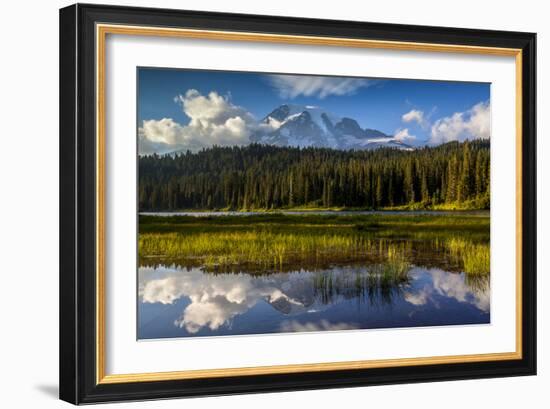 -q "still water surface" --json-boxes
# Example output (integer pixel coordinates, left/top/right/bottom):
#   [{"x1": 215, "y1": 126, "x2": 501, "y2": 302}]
[{"x1": 138, "y1": 262, "x2": 489, "y2": 339}]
